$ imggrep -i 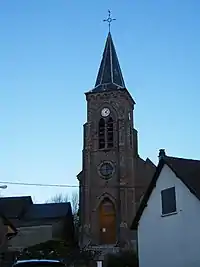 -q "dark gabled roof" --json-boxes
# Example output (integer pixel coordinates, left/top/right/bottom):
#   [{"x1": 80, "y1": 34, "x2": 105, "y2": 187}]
[
  {"x1": 131, "y1": 156, "x2": 200, "y2": 230},
  {"x1": 0, "y1": 196, "x2": 72, "y2": 227},
  {"x1": 0, "y1": 196, "x2": 33, "y2": 219},
  {"x1": 92, "y1": 32, "x2": 125, "y2": 92},
  {"x1": 23, "y1": 202, "x2": 72, "y2": 220}
]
